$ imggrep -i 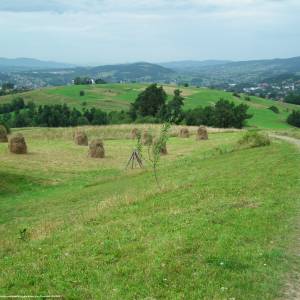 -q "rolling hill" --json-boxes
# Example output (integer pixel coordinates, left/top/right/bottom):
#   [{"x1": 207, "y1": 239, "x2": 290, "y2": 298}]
[
  {"x1": 76, "y1": 62, "x2": 176, "y2": 82},
  {"x1": 0, "y1": 83, "x2": 298, "y2": 129},
  {"x1": 1, "y1": 56, "x2": 300, "y2": 88},
  {"x1": 0, "y1": 62, "x2": 176, "y2": 87}
]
